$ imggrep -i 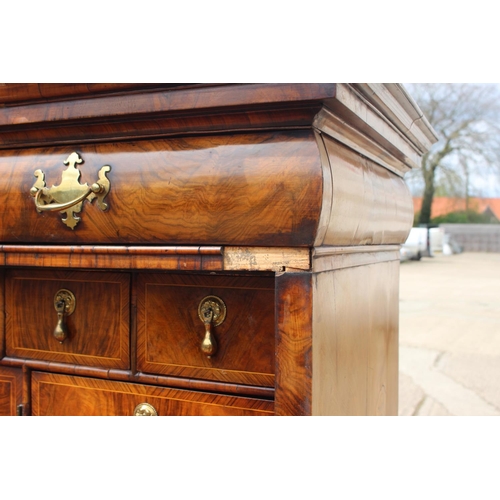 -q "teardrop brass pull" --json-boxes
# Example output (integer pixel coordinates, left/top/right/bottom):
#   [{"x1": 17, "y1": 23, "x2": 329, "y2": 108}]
[
  {"x1": 198, "y1": 296, "x2": 226, "y2": 358},
  {"x1": 53, "y1": 289, "x2": 76, "y2": 343},
  {"x1": 201, "y1": 309, "x2": 217, "y2": 357}
]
